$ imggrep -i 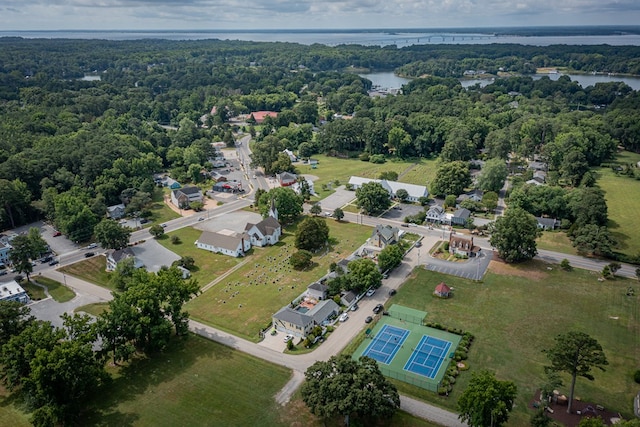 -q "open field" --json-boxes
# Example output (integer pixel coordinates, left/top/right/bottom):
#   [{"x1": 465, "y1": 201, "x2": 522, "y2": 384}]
[
  {"x1": 33, "y1": 276, "x2": 75, "y2": 302},
  {"x1": 59, "y1": 256, "x2": 114, "y2": 289},
  {"x1": 20, "y1": 281, "x2": 47, "y2": 301},
  {"x1": 294, "y1": 154, "x2": 437, "y2": 199},
  {"x1": 390, "y1": 261, "x2": 640, "y2": 425},
  {"x1": 186, "y1": 219, "x2": 373, "y2": 341},
  {"x1": 148, "y1": 188, "x2": 181, "y2": 225},
  {"x1": 597, "y1": 150, "x2": 640, "y2": 258},
  {"x1": 75, "y1": 302, "x2": 110, "y2": 316},
  {"x1": 536, "y1": 231, "x2": 577, "y2": 255},
  {"x1": 155, "y1": 228, "x2": 244, "y2": 286}
]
